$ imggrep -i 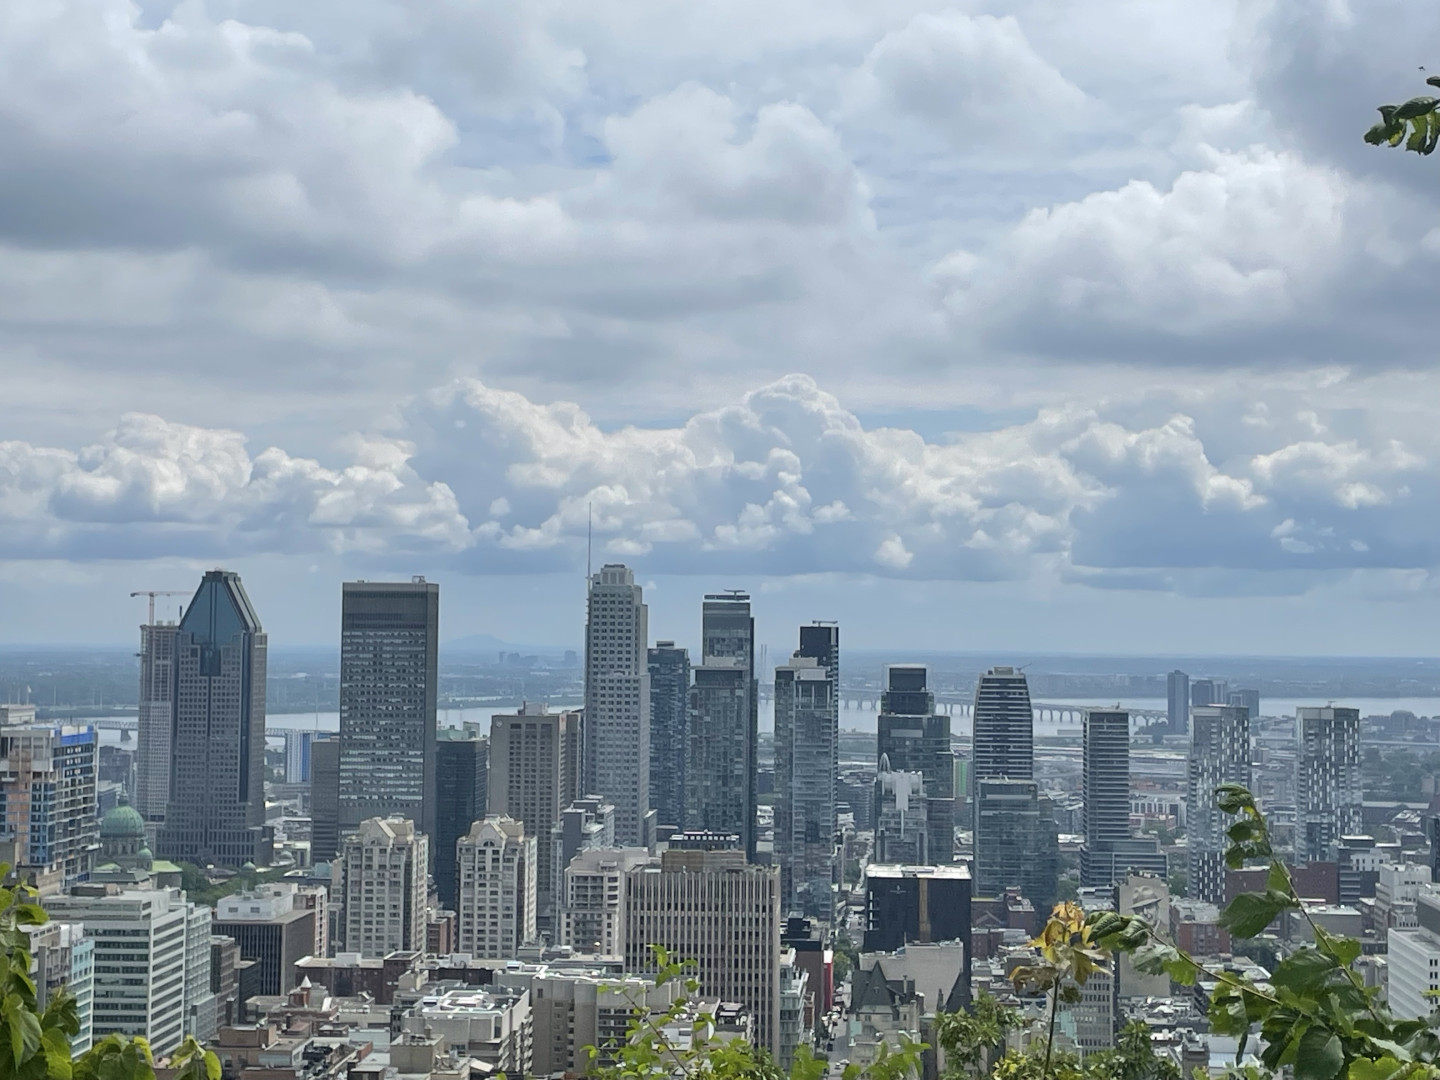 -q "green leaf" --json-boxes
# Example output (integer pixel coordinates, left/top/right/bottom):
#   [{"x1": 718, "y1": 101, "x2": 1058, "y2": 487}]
[
  {"x1": 1347, "y1": 1058, "x2": 1411, "y2": 1080},
  {"x1": 41, "y1": 1028, "x2": 72, "y2": 1080},
  {"x1": 1215, "y1": 784, "x2": 1257, "y2": 815},
  {"x1": 1393, "y1": 96, "x2": 1440, "y2": 121},
  {"x1": 1294, "y1": 1027, "x2": 1343, "y2": 1080},
  {"x1": 1219, "y1": 890, "x2": 1294, "y2": 938},
  {"x1": 1270, "y1": 948, "x2": 1337, "y2": 993},
  {"x1": 1325, "y1": 933, "x2": 1362, "y2": 967}
]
